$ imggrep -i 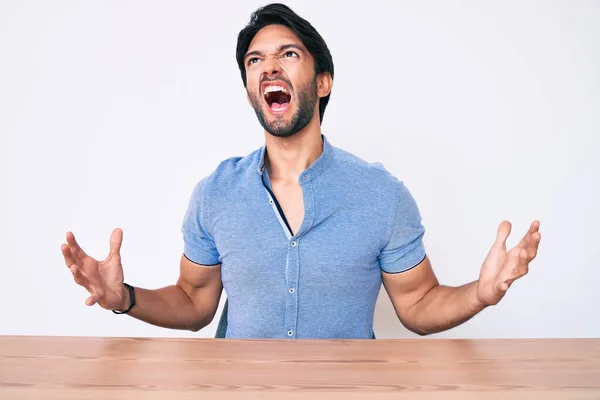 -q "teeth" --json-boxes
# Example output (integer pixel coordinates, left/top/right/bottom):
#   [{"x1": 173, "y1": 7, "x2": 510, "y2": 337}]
[{"x1": 263, "y1": 85, "x2": 289, "y2": 95}]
